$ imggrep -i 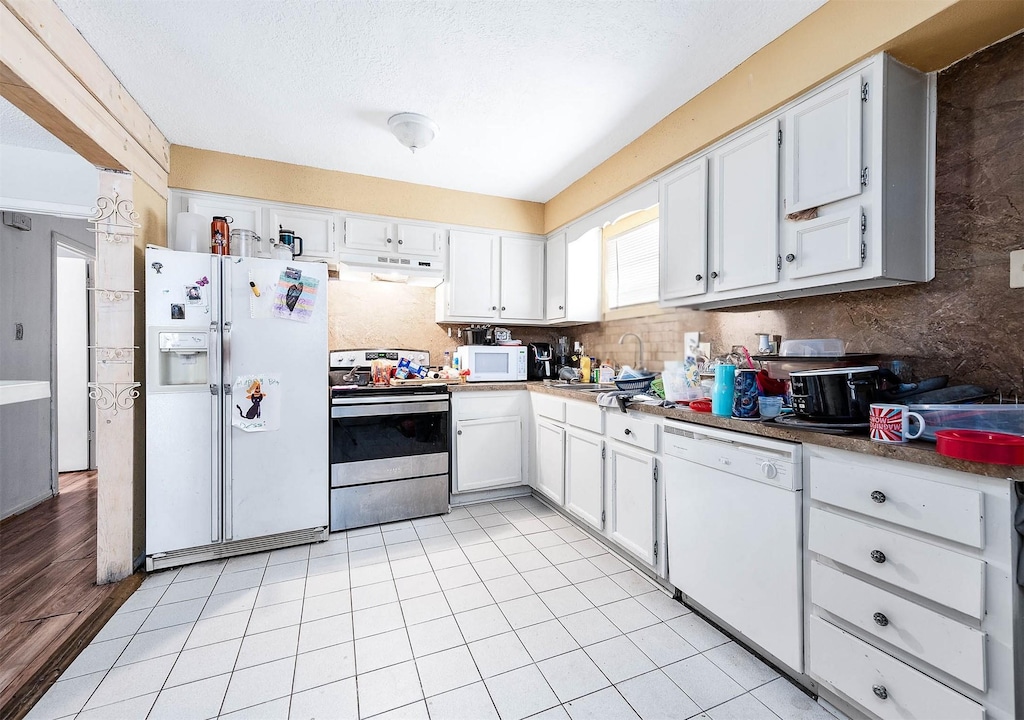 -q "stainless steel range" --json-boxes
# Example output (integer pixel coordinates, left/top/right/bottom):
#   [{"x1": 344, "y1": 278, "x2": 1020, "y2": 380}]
[{"x1": 329, "y1": 349, "x2": 450, "y2": 531}]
